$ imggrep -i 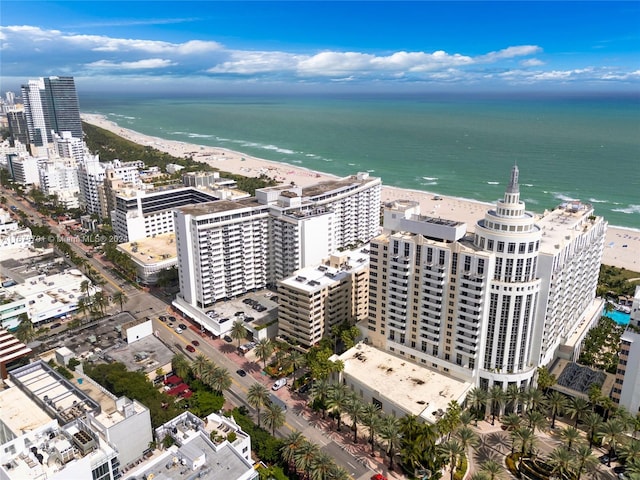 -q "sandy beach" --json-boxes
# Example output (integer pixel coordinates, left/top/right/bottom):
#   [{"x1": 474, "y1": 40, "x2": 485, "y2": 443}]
[{"x1": 82, "y1": 113, "x2": 639, "y2": 272}]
